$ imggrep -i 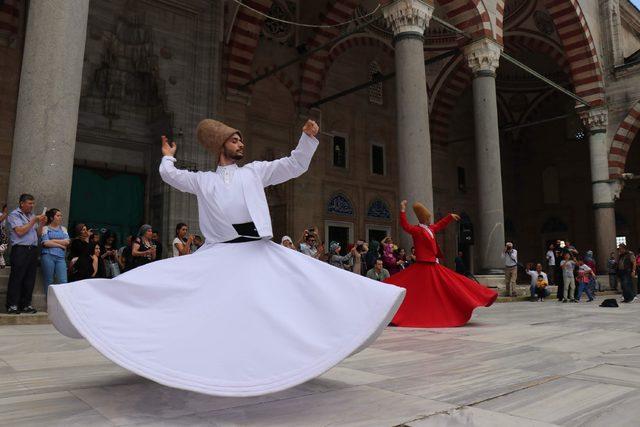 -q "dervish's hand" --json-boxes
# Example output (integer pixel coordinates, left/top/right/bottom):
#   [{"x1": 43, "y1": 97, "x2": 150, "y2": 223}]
[
  {"x1": 161, "y1": 135, "x2": 177, "y2": 157},
  {"x1": 303, "y1": 120, "x2": 319, "y2": 137},
  {"x1": 451, "y1": 214, "x2": 461, "y2": 221},
  {"x1": 400, "y1": 200, "x2": 408, "y2": 212}
]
